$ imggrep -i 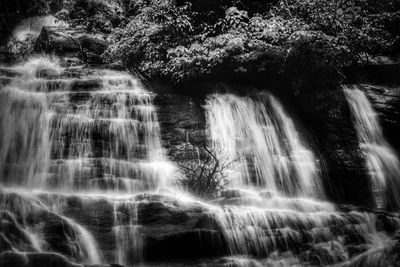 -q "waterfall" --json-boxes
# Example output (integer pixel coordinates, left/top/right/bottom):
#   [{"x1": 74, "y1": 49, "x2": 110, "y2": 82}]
[
  {"x1": 204, "y1": 92, "x2": 400, "y2": 265},
  {"x1": 205, "y1": 93, "x2": 323, "y2": 198},
  {"x1": 114, "y1": 200, "x2": 143, "y2": 265},
  {"x1": 0, "y1": 57, "x2": 175, "y2": 192},
  {"x1": 0, "y1": 57, "x2": 176, "y2": 266},
  {"x1": 0, "y1": 188, "x2": 102, "y2": 264},
  {"x1": 63, "y1": 217, "x2": 102, "y2": 264},
  {"x1": 1, "y1": 57, "x2": 399, "y2": 266},
  {"x1": 344, "y1": 85, "x2": 400, "y2": 210}
]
